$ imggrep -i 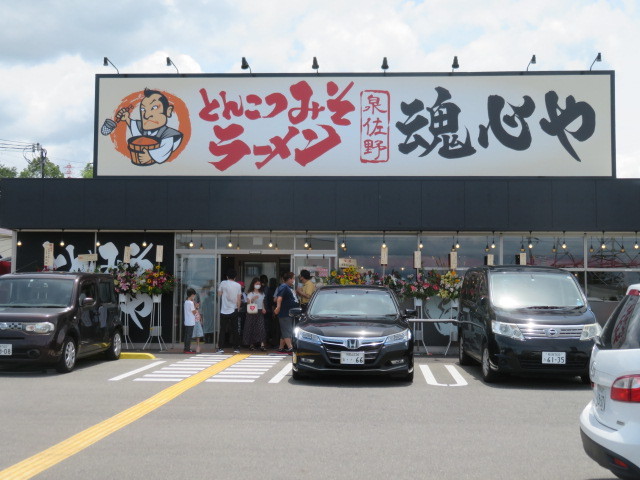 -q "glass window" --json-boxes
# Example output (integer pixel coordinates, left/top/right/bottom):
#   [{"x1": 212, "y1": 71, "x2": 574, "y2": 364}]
[
  {"x1": 503, "y1": 235, "x2": 584, "y2": 267},
  {"x1": 587, "y1": 235, "x2": 640, "y2": 268},
  {"x1": 339, "y1": 234, "x2": 415, "y2": 276},
  {"x1": 599, "y1": 295, "x2": 640, "y2": 349},
  {"x1": 99, "y1": 281, "x2": 115, "y2": 303},
  {"x1": 309, "y1": 288, "x2": 398, "y2": 318},
  {"x1": 489, "y1": 271, "x2": 585, "y2": 309},
  {"x1": 296, "y1": 233, "x2": 335, "y2": 251},
  {"x1": 586, "y1": 271, "x2": 640, "y2": 301}
]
